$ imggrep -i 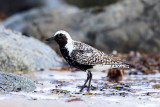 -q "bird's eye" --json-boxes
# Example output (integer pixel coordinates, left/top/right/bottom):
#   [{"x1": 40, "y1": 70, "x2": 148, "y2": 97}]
[{"x1": 58, "y1": 33, "x2": 63, "y2": 37}]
